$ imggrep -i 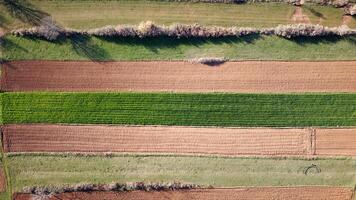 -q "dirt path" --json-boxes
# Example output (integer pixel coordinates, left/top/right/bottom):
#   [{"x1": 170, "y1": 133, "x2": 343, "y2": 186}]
[
  {"x1": 3, "y1": 125, "x2": 310, "y2": 156},
  {"x1": 13, "y1": 187, "x2": 354, "y2": 200},
  {"x1": 316, "y1": 129, "x2": 356, "y2": 156},
  {"x1": 2, "y1": 61, "x2": 356, "y2": 93},
  {"x1": 292, "y1": 7, "x2": 311, "y2": 24}
]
